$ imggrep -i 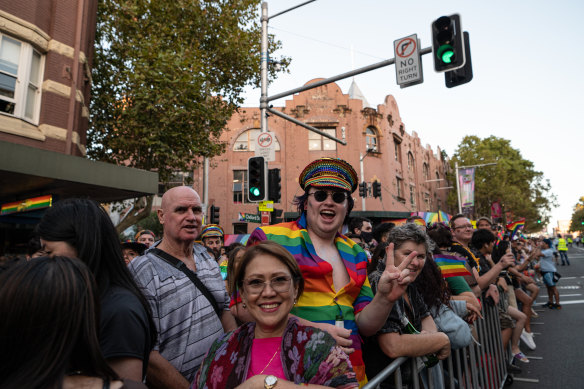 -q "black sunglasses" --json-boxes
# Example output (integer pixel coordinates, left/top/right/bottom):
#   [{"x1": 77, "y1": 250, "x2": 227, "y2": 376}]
[{"x1": 309, "y1": 190, "x2": 348, "y2": 204}]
